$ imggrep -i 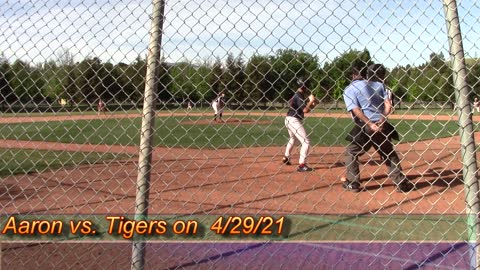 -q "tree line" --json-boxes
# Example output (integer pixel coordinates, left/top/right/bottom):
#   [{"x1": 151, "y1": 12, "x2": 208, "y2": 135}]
[{"x1": 1, "y1": 48, "x2": 479, "y2": 111}]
